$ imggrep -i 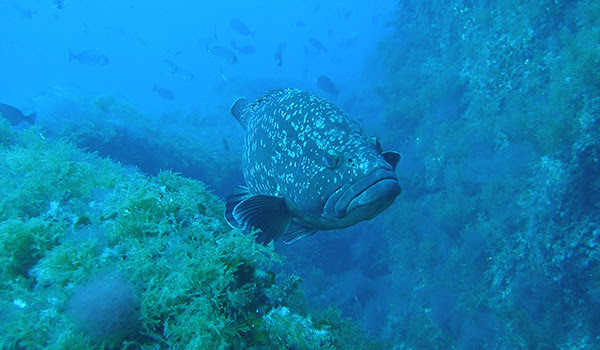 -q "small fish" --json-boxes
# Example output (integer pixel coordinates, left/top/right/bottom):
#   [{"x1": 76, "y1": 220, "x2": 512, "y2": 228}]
[
  {"x1": 53, "y1": 0, "x2": 65, "y2": 9},
  {"x1": 316, "y1": 75, "x2": 339, "y2": 97},
  {"x1": 308, "y1": 37, "x2": 327, "y2": 53},
  {"x1": 0, "y1": 103, "x2": 36, "y2": 125},
  {"x1": 339, "y1": 9, "x2": 352, "y2": 20},
  {"x1": 274, "y1": 42, "x2": 286, "y2": 67},
  {"x1": 207, "y1": 46, "x2": 239, "y2": 65},
  {"x1": 226, "y1": 89, "x2": 401, "y2": 244},
  {"x1": 240, "y1": 46, "x2": 256, "y2": 55},
  {"x1": 162, "y1": 59, "x2": 178, "y2": 72},
  {"x1": 339, "y1": 32, "x2": 358, "y2": 48},
  {"x1": 230, "y1": 18, "x2": 255, "y2": 37},
  {"x1": 162, "y1": 59, "x2": 194, "y2": 80},
  {"x1": 219, "y1": 68, "x2": 229, "y2": 82},
  {"x1": 222, "y1": 137, "x2": 230, "y2": 151},
  {"x1": 152, "y1": 84, "x2": 175, "y2": 100},
  {"x1": 230, "y1": 41, "x2": 256, "y2": 55},
  {"x1": 69, "y1": 50, "x2": 110, "y2": 66},
  {"x1": 14, "y1": 4, "x2": 35, "y2": 19}
]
